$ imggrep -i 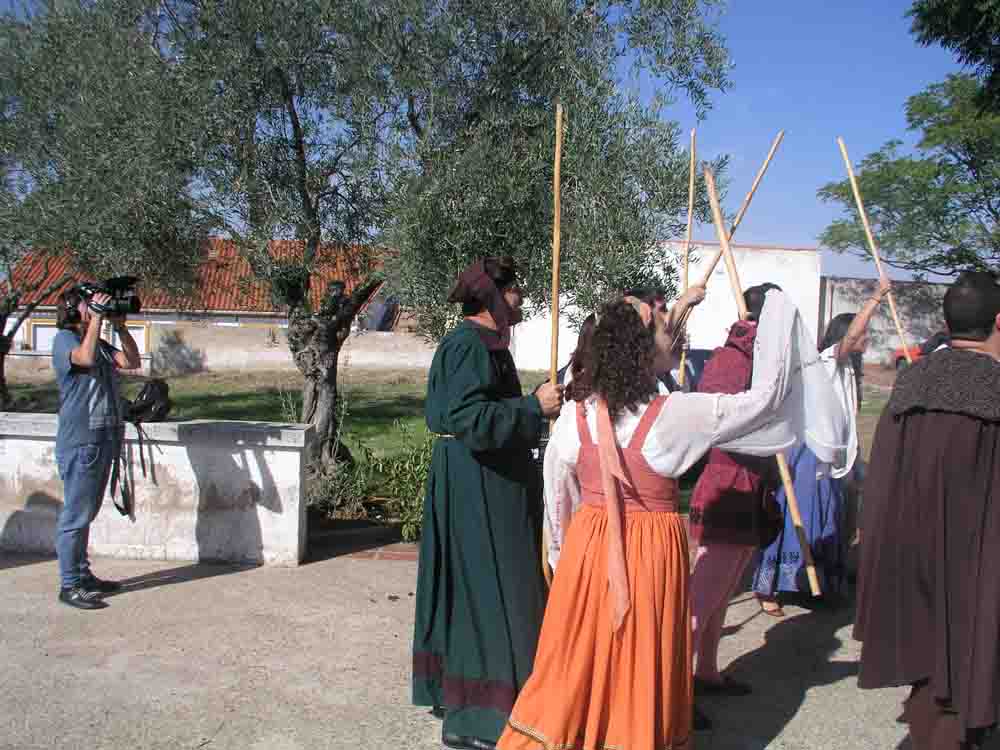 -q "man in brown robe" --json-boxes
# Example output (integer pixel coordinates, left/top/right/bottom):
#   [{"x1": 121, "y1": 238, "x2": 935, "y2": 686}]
[{"x1": 855, "y1": 271, "x2": 1000, "y2": 750}]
